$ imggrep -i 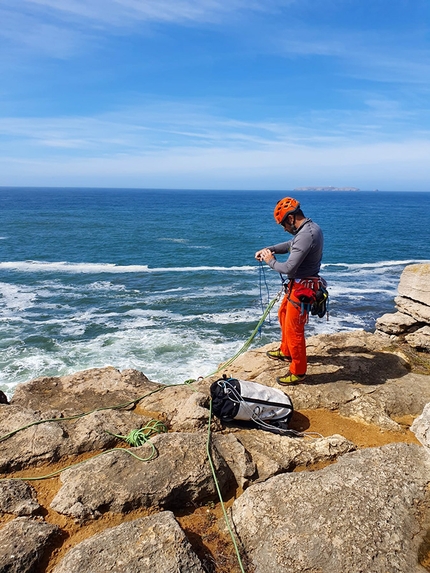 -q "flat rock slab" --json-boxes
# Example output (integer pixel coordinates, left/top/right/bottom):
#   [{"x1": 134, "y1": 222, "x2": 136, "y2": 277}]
[
  {"x1": 11, "y1": 367, "x2": 161, "y2": 415},
  {"x1": 0, "y1": 517, "x2": 59, "y2": 573},
  {"x1": 375, "y1": 310, "x2": 417, "y2": 334},
  {"x1": 395, "y1": 296, "x2": 430, "y2": 323},
  {"x1": 50, "y1": 432, "x2": 239, "y2": 519},
  {"x1": 52, "y1": 511, "x2": 206, "y2": 573},
  {"x1": 233, "y1": 431, "x2": 356, "y2": 481},
  {"x1": 230, "y1": 443, "x2": 430, "y2": 573},
  {"x1": 0, "y1": 406, "x2": 151, "y2": 472}
]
